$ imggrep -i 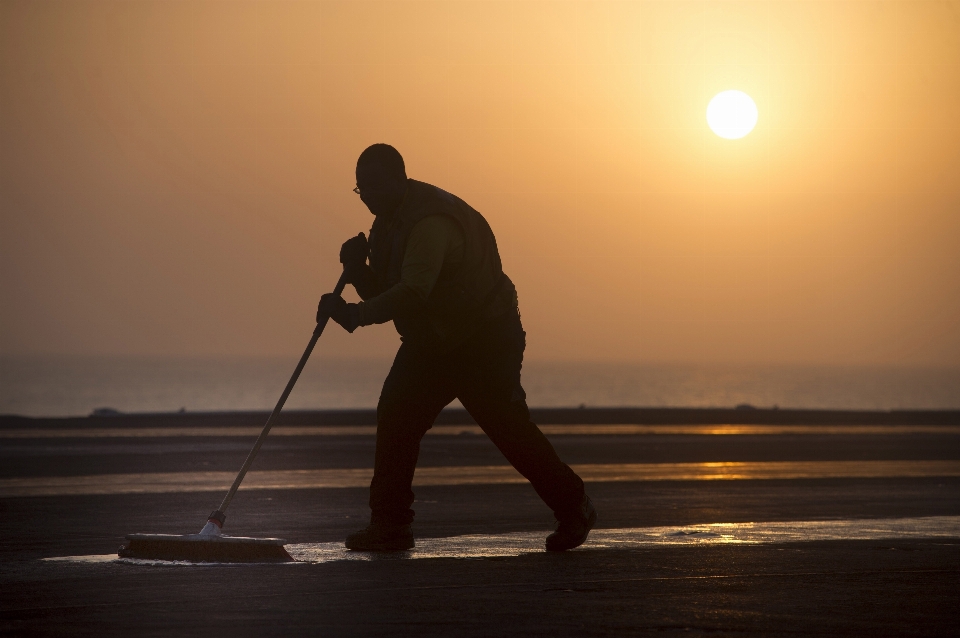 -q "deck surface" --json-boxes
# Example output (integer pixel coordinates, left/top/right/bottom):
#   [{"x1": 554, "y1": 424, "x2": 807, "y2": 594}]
[{"x1": 2, "y1": 416, "x2": 958, "y2": 636}]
